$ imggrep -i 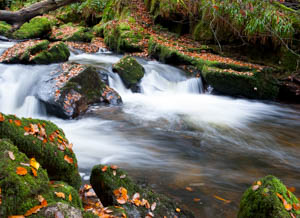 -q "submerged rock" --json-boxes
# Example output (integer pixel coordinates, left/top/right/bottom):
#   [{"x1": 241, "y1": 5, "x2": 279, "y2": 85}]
[
  {"x1": 0, "y1": 113, "x2": 81, "y2": 189},
  {"x1": 0, "y1": 139, "x2": 82, "y2": 217},
  {"x1": 90, "y1": 164, "x2": 194, "y2": 218},
  {"x1": 37, "y1": 63, "x2": 122, "y2": 119},
  {"x1": 238, "y1": 175, "x2": 300, "y2": 218},
  {"x1": 13, "y1": 16, "x2": 52, "y2": 40},
  {"x1": 113, "y1": 56, "x2": 145, "y2": 92},
  {"x1": 0, "y1": 40, "x2": 70, "y2": 64}
]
